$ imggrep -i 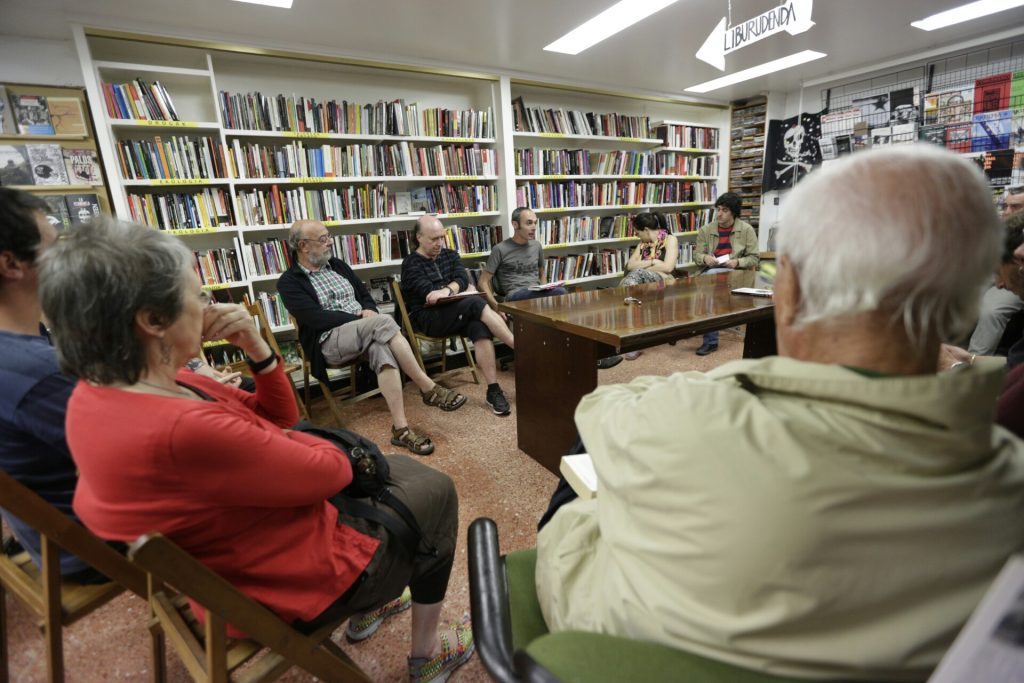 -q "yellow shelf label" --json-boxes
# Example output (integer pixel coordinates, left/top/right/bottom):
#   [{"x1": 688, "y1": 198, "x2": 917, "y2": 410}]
[
  {"x1": 151, "y1": 178, "x2": 211, "y2": 186},
  {"x1": 202, "y1": 339, "x2": 229, "y2": 348},
  {"x1": 167, "y1": 227, "x2": 218, "y2": 235},
  {"x1": 444, "y1": 176, "x2": 480, "y2": 181},
  {"x1": 202, "y1": 282, "x2": 235, "y2": 291},
  {"x1": 542, "y1": 175, "x2": 568, "y2": 180},
  {"x1": 443, "y1": 212, "x2": 480, "y2": 218},
  {"x1": 620, "y1": 137, "x2": 644, "y2": 142},
  {"x1": 440, "y1": 137, "x2": 477, "y2": 143},
  {"x1": 128, "y1": 119, "x2": 200, "y2": 128},
  {"x1": 324, "y1": 220, "x2": 342, "y2": 226},
  {"x1": 285, "y1": 131, "x2": 330, "y2": 139},
  {"x1": 537, "y1": 132, "x2": 566, "y2": 138}
]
